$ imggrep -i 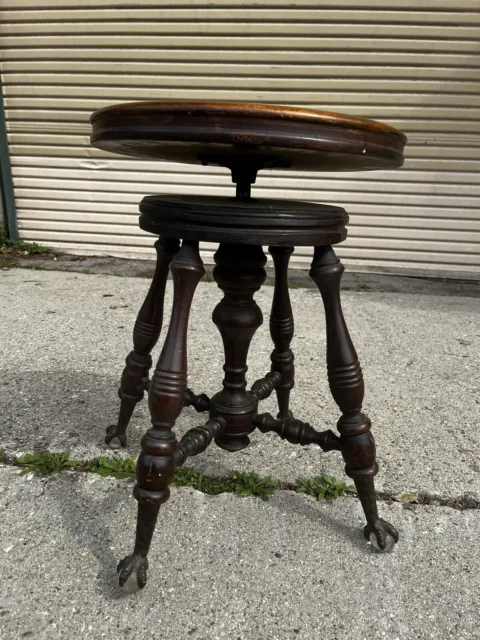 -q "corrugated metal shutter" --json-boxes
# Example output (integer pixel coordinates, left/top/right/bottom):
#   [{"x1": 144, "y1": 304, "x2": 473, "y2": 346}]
[{"x1": 1, "y1": 0, "x2": 479, "y2": 278}]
